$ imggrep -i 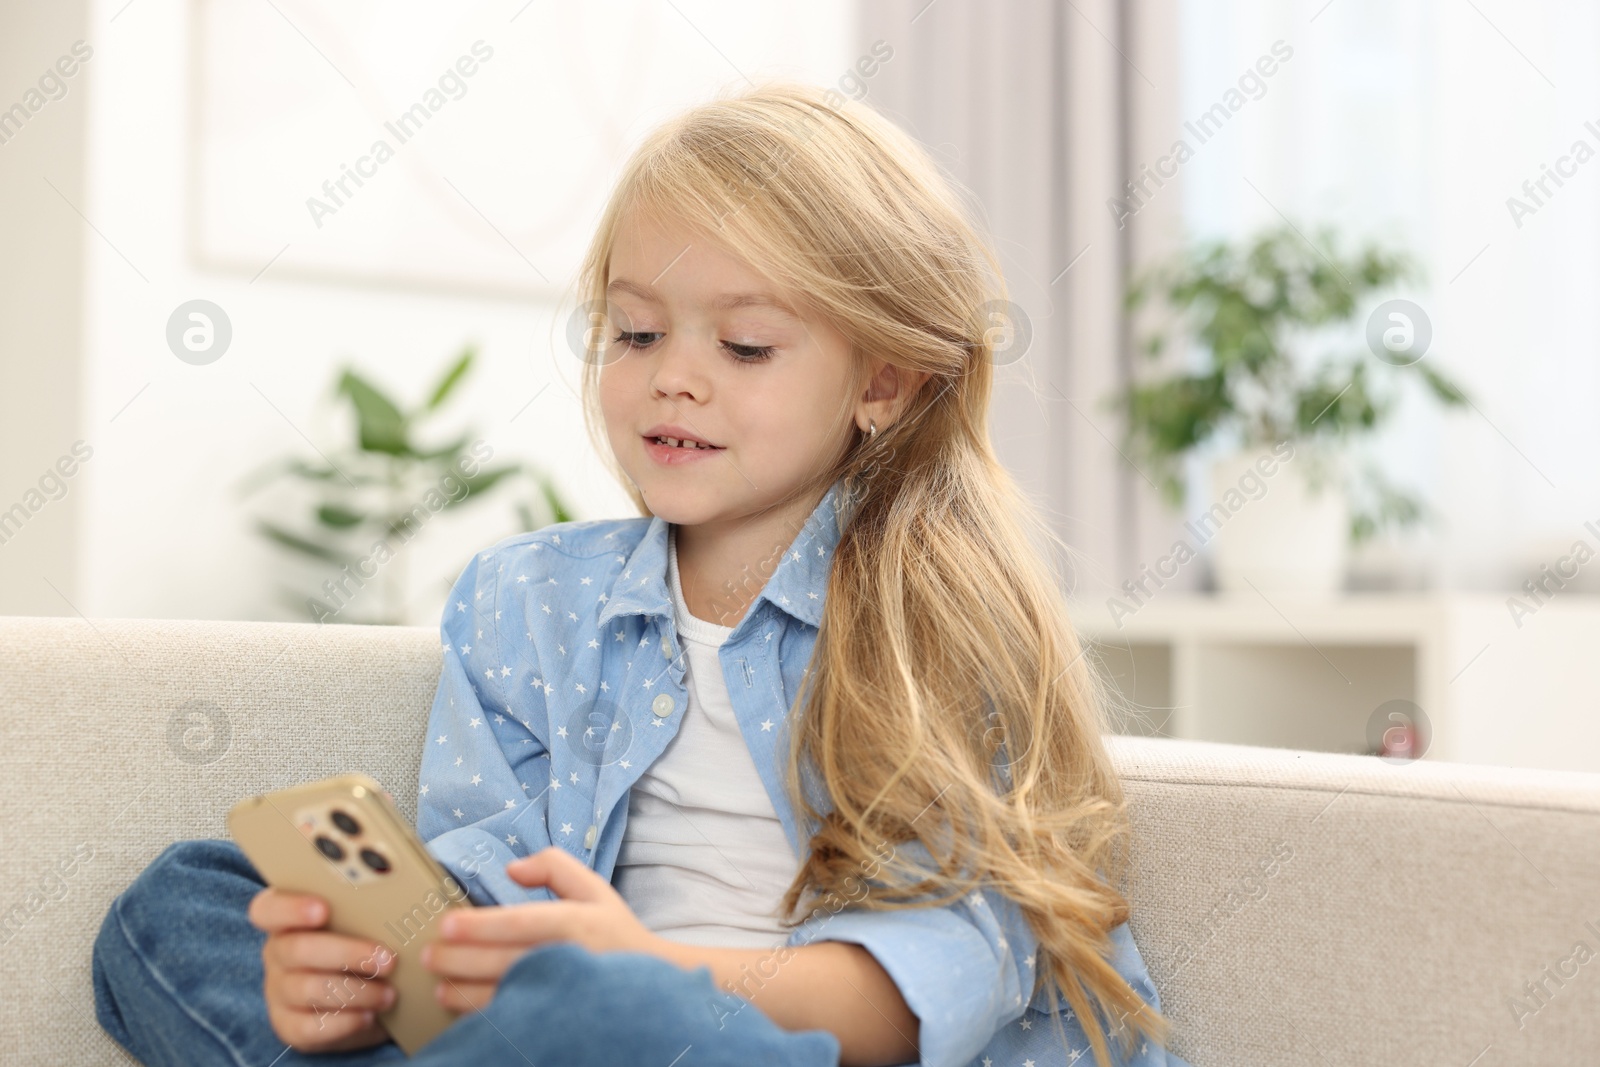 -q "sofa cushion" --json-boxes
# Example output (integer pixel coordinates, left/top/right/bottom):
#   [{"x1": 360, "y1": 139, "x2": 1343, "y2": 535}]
[{"x1": 1, "y1": 615, "x2": 1596, "y2": 1065}]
